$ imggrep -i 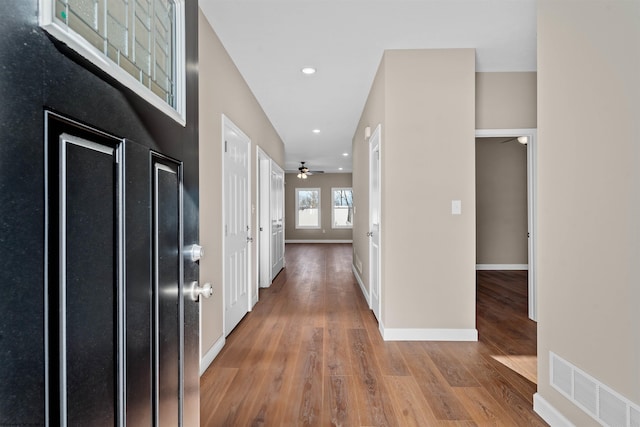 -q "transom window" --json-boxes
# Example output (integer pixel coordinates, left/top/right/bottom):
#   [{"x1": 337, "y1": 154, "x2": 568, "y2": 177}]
[
  {"x1": 40, "y1": 0, "x2": 185, "y2": 124},
  {"x1": 295, "y1": 188, "x2": 321, "y2": 229},
  {"x1": 332, "y1": 188, "x2": 353, "y2": 229}
]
